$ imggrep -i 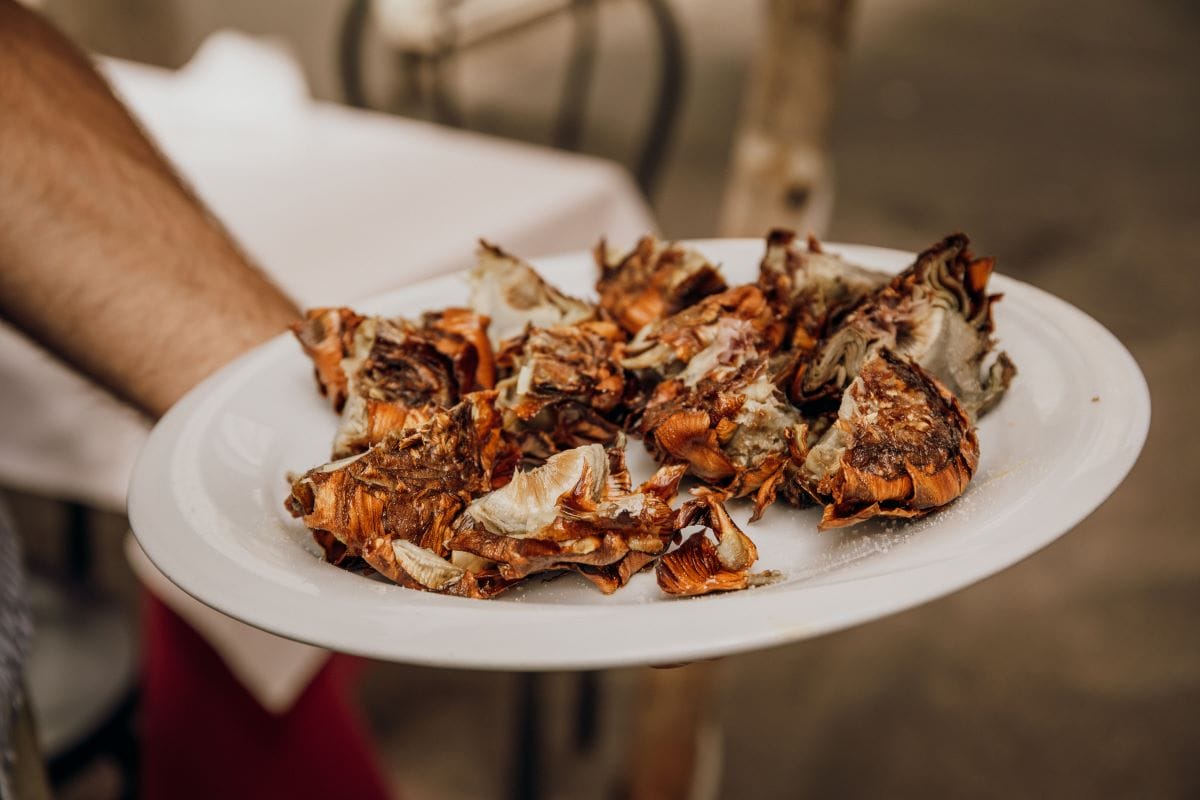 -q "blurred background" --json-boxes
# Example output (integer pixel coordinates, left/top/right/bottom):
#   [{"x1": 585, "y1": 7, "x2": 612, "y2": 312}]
[{"x1": 5, "y1": 0, "x2": 1198, "y2": 797}]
